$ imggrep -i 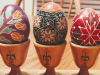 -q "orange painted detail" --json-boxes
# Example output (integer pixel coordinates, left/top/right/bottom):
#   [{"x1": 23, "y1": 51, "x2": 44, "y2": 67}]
[
  {"x1": 40, "y1": 2, "x2": 63, "y2": 13},
  {"x1": 11, "y1": 32, "x2": 24, "y2": 42},
  {"x1": 15, "y1": 22, "x2": 27, "y2": 30},
  {"x1": 13, "y1": 10, "x2": 23, "y2": 19}
]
